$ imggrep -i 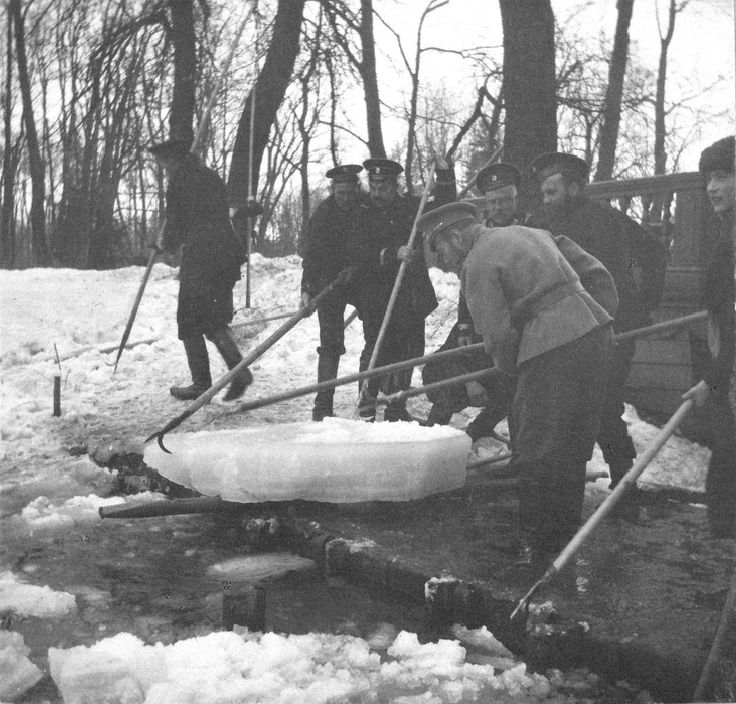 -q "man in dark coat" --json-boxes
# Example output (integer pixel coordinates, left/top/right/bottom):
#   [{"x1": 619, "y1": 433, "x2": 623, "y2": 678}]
[
  {"x1": 347, "y1": 157, "x2": 455, "y2": 421},
  {"x1": 422, "y1": 163, "x2": 520, "y2": 441},
  {"x1": 419, "y1": 202, "x2": 618, "y2": 567},
  {"x1": 683, "y1": 135, "x2": 736, "y2": 538},
  {"x1": 150, "y1": 139, "x2": 251, "y2": 402},
  {"x1": 531, "y1": 152, "x2": 647, "y2": 517},
  {"x1": 301, "y1": 164, "x2": 364, "y2": 421}
]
